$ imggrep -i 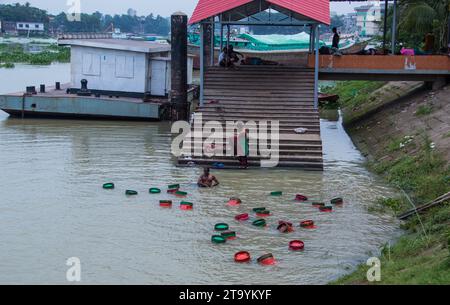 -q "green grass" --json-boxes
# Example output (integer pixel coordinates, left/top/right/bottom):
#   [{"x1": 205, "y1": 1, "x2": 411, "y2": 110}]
[
  {"x1": 322, "y1": 81, "x2": 386, "y2": 110},
  {"x1": 370, "y1": 136, "x2": 450, "y2": 204},
  {"x1": 333, "y1": 203, "x2": 450, "y2": 285},
  {"x1": 335, "y1": 133, "x2": 450, "y2": 284},
  {"x1": 415, "y1": 105, "x2": 433, "y2": 116}
]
